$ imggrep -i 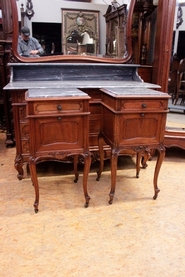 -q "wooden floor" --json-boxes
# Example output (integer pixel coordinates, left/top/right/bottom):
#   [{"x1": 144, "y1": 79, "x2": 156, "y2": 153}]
[{"x1": 0, "y1": 127, "x2": 185, "y2": 277}]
